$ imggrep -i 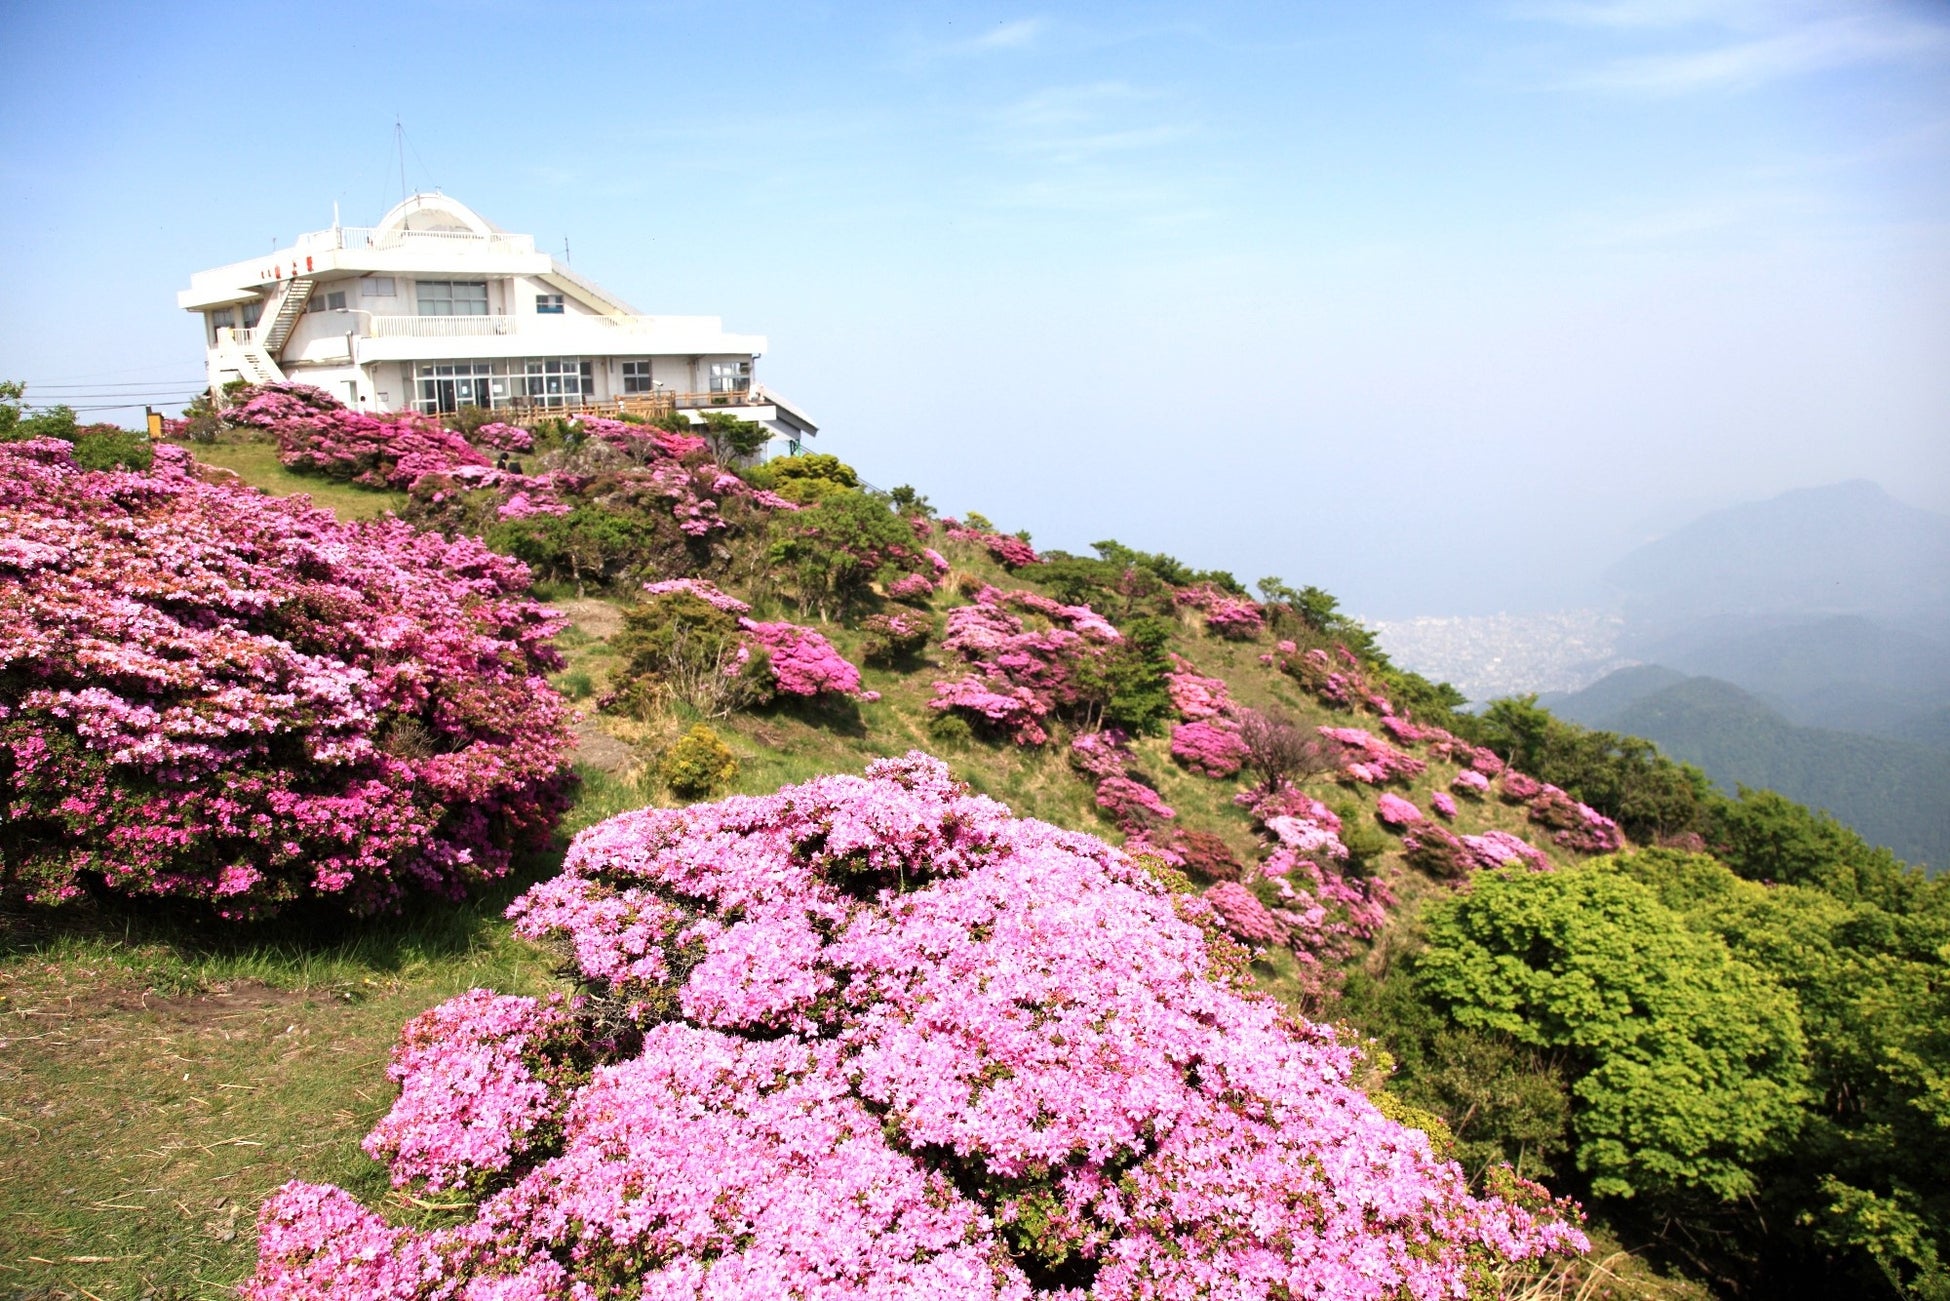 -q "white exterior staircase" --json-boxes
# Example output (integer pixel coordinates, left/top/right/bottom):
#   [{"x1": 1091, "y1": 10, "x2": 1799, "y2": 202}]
[{"x1": 261, "y1": 277, "x2": 313, "y2": 354}]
